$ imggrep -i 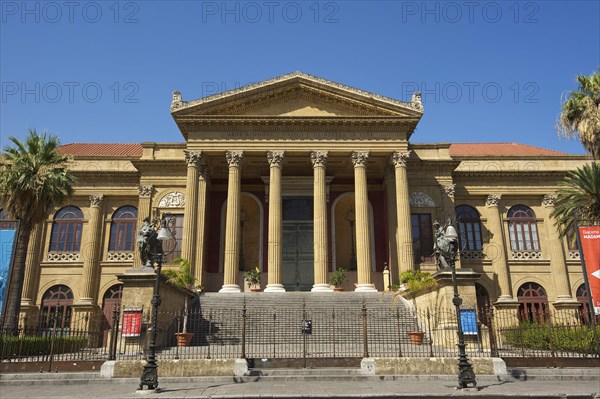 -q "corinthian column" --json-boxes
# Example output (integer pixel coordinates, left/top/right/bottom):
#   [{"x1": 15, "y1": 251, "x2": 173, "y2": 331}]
[
  {"x1": 135, "y1": 185, "x2": 154, "y2": 269},
  {"x1": 392, "y1": 151, "x2": 414, "y2": 274},
  {"x1": 194, "y1": 166, "x2": 209, "y2": 288},
  {"x1": 311, "y1": 151, "x2": 331, "y2": 292},
  {"x1": 486, "y1": 194, "x2": 514, "y2": 302},
  {"x1": 21, "y1": 223, "x2": 43, "y2": 306},
  {"x1": 265, "y1": 150, "x2": 285, "y2": 292},
  {"x1": 181, "y1": 150, "x2": 203, "y2": 267},
  {"x1": 78, "y1": 194, "x2": 104, "y2": 304},
  {"x1": 220, "y1": 150, "x2": 244, "y2": 293},
  {"x1": 542, "y1": 195, "x2": 577, "y2": 304},
  {"x1": 351, "y1": 151, "x2": 376, "y2": 292},
  {"x1": 384, "y1": 165, "x2": 399, "y2": 285}
]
